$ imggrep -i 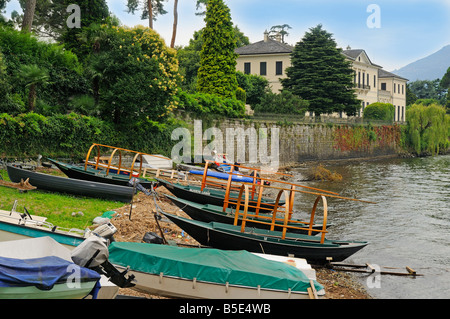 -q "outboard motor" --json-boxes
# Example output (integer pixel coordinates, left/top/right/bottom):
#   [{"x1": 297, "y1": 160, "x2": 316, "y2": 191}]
[
  {"x1": 71, "y1": 236, "x2": 135, "y2": 288},
  {"x1": 91, "y1": 222, "x2": 117, "y2": 244}
]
